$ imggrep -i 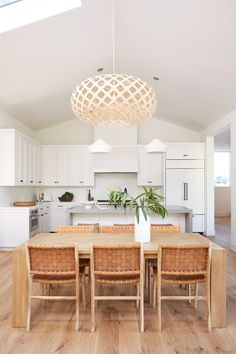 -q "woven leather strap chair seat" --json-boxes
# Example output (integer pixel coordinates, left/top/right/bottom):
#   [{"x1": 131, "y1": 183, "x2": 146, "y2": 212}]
[
  {"x1": 90, "y1": 244, "x2": 144, "y2": 332},
  {"x1": 153, "y1": 244, "x2": 211, "y2": 332},
  {"x1": 25, "y1": 244, "x2": 82, "y2": 331},
  {"x1": 99, "y1": 224, "x2": 135, "y2": 233}
]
